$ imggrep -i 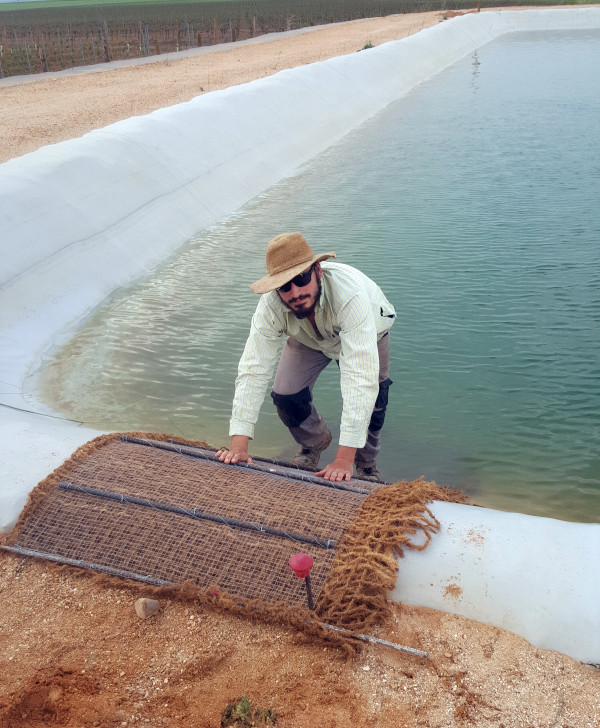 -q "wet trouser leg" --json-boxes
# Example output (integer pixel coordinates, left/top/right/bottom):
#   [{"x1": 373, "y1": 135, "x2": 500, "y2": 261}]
[
  {"x1": 355, "y1": 333, "x2": 392, "y2": 469},
  {"x1": 271, "y1": 334, "x2": 392, "y2": 464},
  {"x1": 271, "y1": 338, "x2": 332, "y2": 449}
]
